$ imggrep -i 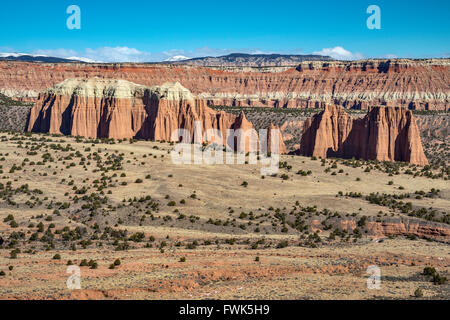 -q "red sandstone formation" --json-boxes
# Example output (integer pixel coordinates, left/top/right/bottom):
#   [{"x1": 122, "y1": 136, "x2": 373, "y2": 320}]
[
  {"x1": 27, "y1": 78, "x2": 286, "y2": 153},
  {"x1": 231, "y1": 111, "x2": 258, "y2": 152},
  {"x1": 366, "y1": 220, "x2": 450, "y2": 243},
  {"x1": 299, "y1": 105, "x2": 429, "y2": 165},
  {"x1": 1, "y1": 59, "x2": 448, "y2": 110},
  {"x1": 336, "y1": 219, "x2": 450, "y2": 243},
  {"x1": 229, "y1": 113, "x2": 287, "y2": 154},
  {"x1": 267, "y1": 123, "x2": 287, "y2": 154}
]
